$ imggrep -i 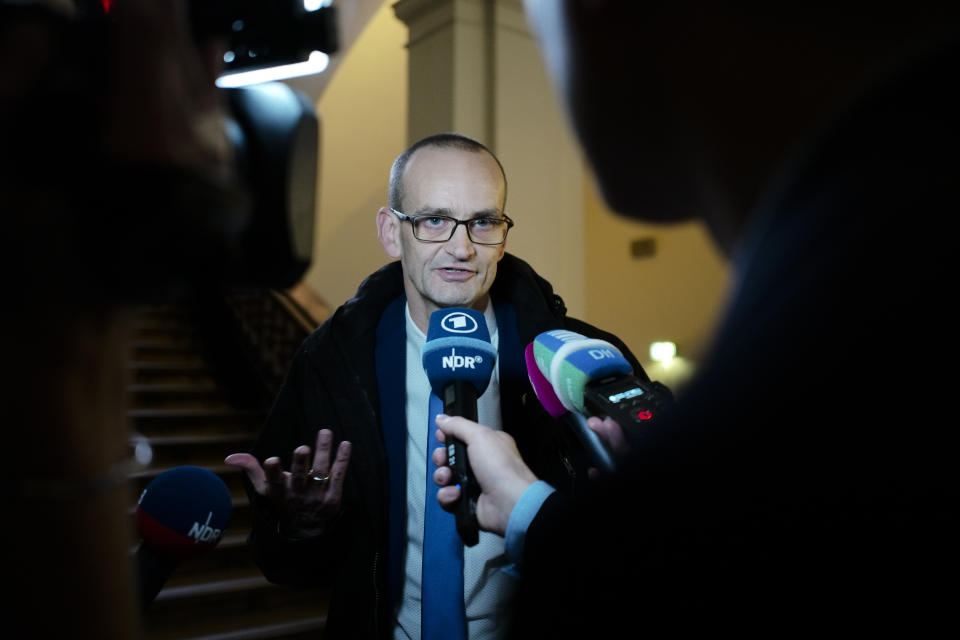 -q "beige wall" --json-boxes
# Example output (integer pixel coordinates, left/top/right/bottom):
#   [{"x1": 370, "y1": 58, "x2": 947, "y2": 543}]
[
  {"x1": 583, "y1": 175, "x2": 731, "y2": 389},
  {"x1": 304, "y1": 2, "x2": 409, "y2": 309},
  {"x1": 491, "y1": 0, "x2": 587, "y2": 320}
]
